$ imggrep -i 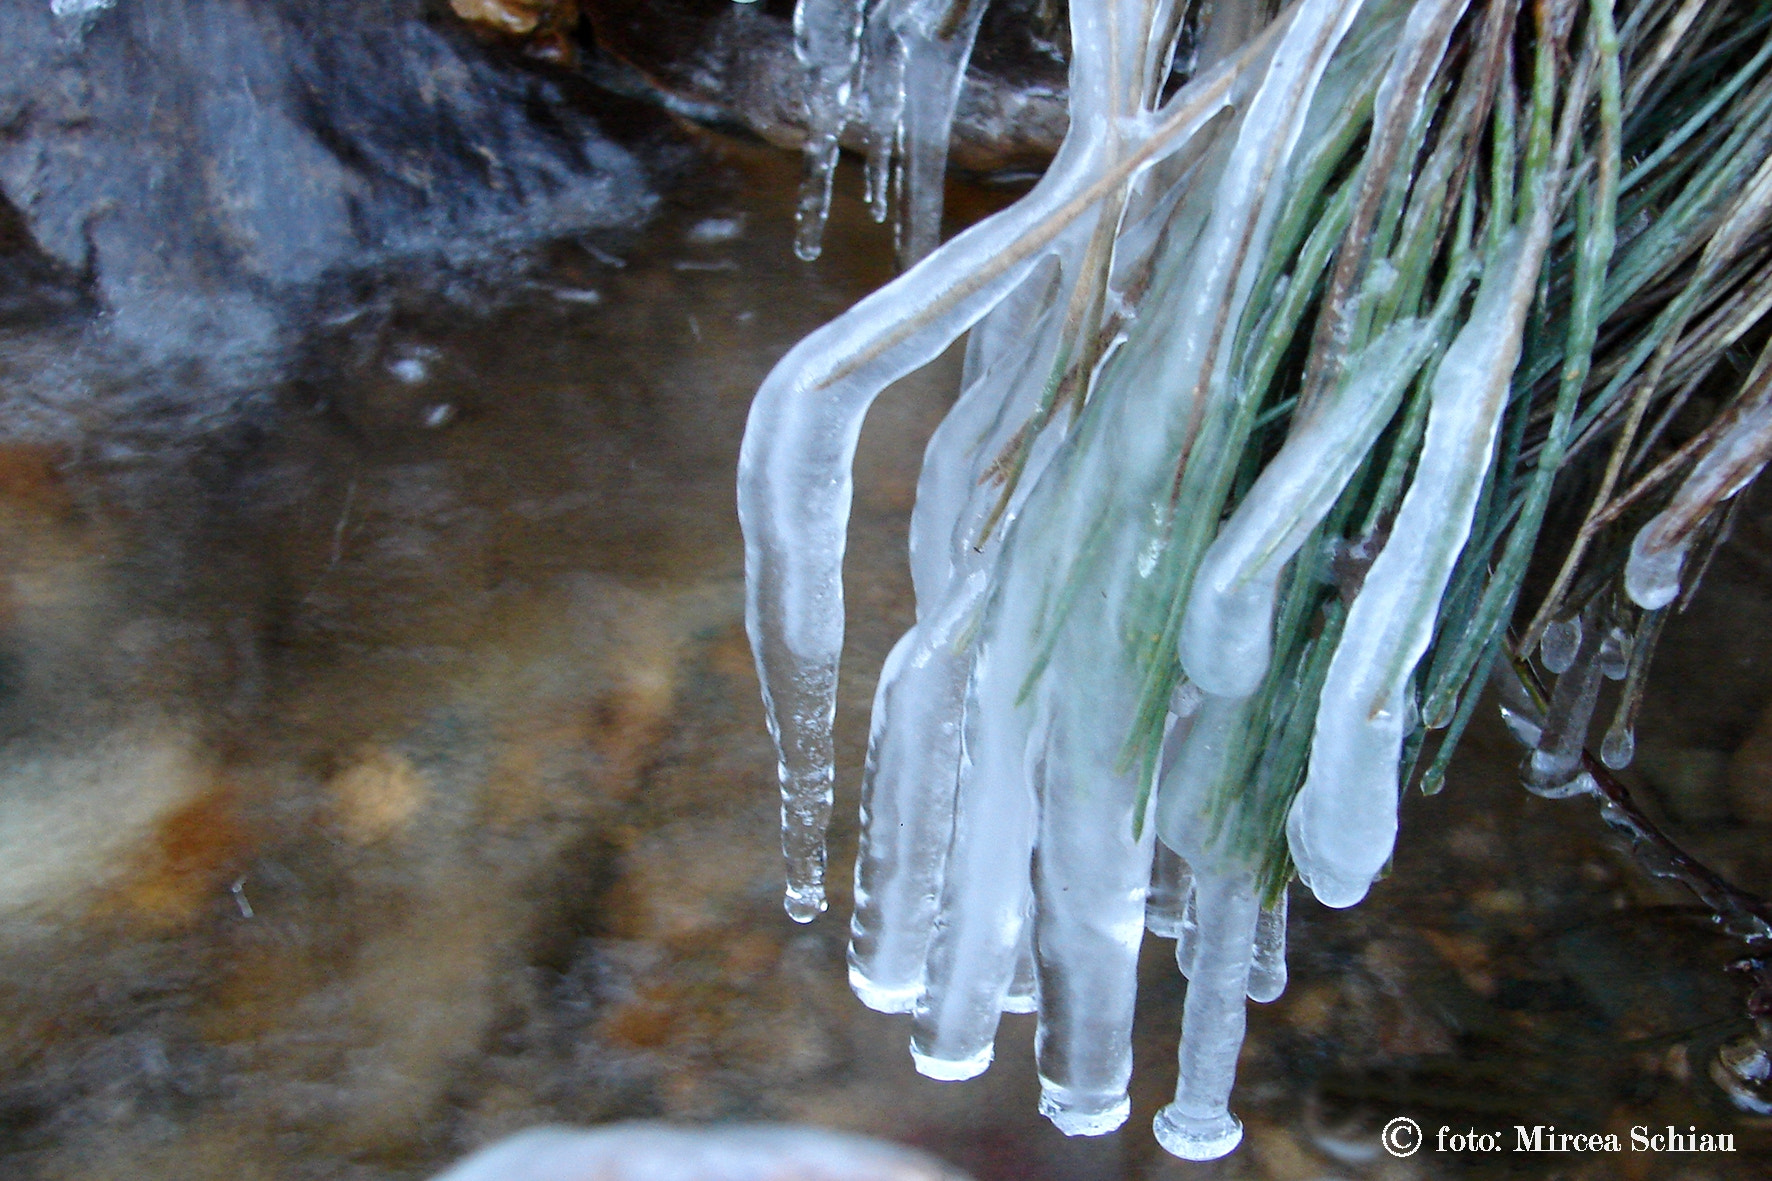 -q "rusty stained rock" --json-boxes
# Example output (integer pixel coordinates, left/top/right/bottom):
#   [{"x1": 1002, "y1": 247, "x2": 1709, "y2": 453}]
[{"x1": 451, "y1": 0, "x2": 582, "y2": 64}]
